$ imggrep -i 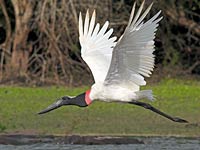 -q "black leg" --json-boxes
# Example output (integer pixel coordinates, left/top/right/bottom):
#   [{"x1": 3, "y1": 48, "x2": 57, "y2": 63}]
[{"x1": 129, "y1": 100, "x2": 188, "y2": 123}]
